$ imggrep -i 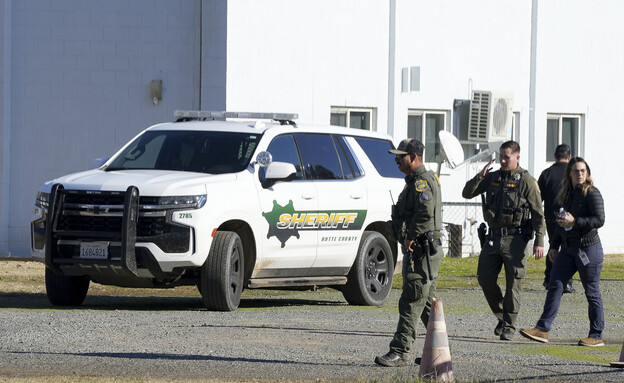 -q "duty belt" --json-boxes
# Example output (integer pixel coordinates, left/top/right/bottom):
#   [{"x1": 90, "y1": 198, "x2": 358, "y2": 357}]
[{"x1": 489, "y1": 227, "x2": 525, "y2": 237}]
